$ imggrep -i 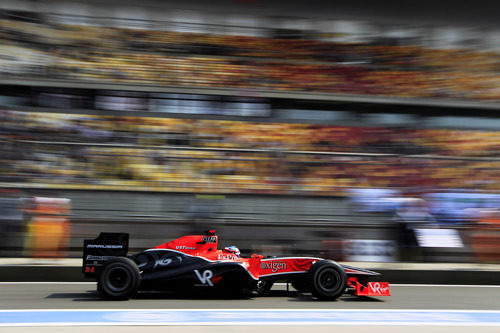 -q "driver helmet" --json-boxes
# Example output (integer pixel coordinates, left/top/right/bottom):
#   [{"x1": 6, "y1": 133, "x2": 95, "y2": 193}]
[{"x1": 224, "y1": 245, "x2": 240, "y2": 257}]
